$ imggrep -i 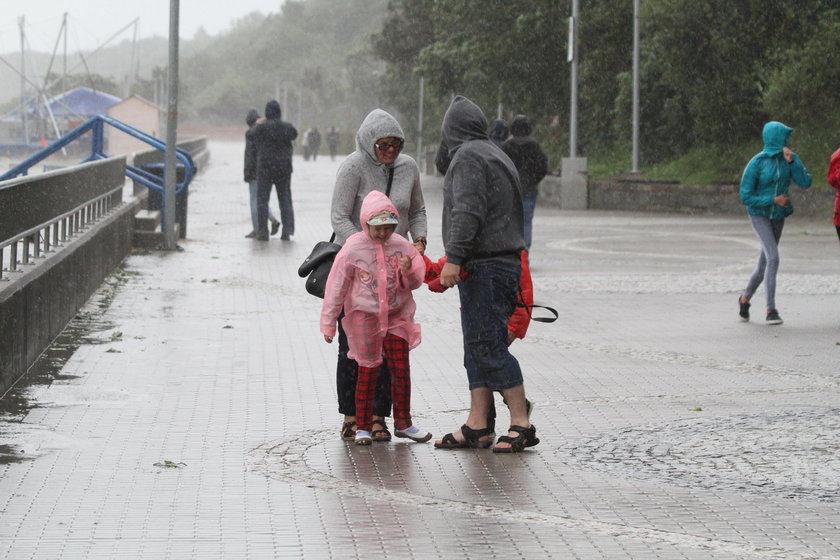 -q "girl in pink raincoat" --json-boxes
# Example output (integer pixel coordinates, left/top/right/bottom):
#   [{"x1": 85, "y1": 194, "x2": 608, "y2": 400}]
[{"x1": 321, "y1": 190, "x2": 431, "y2": 445}]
